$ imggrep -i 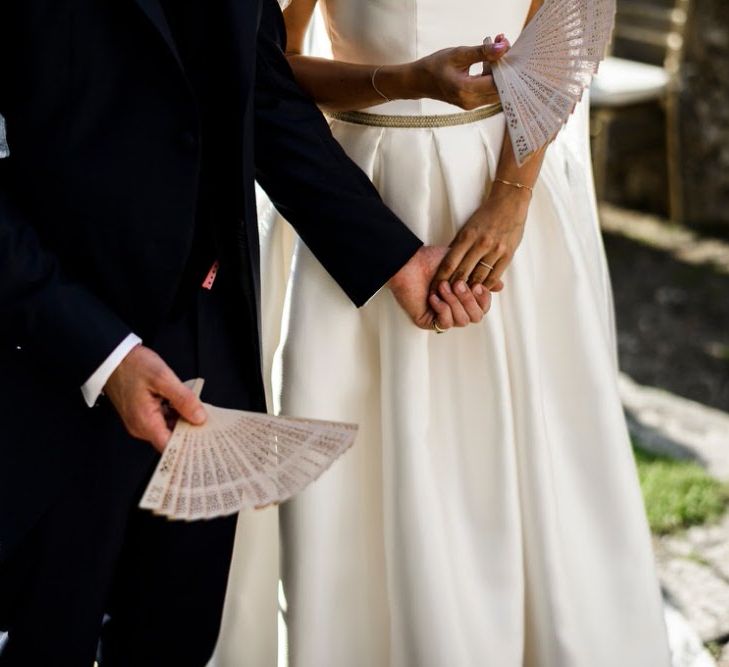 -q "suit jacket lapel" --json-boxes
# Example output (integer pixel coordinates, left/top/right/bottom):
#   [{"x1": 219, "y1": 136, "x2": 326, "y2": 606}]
[
  {"x1": 223, "y1": 0, "x2": 259, "y2": 86},
  {"x1": 132, "y1": 0, "x2": 185, "y2": 70},
  {"x1": 131, "y1": 0, "x2": 263, "y2": 327},
  {"x1": 225, "y1": 0, "x2": 261, "y2": 316}
]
